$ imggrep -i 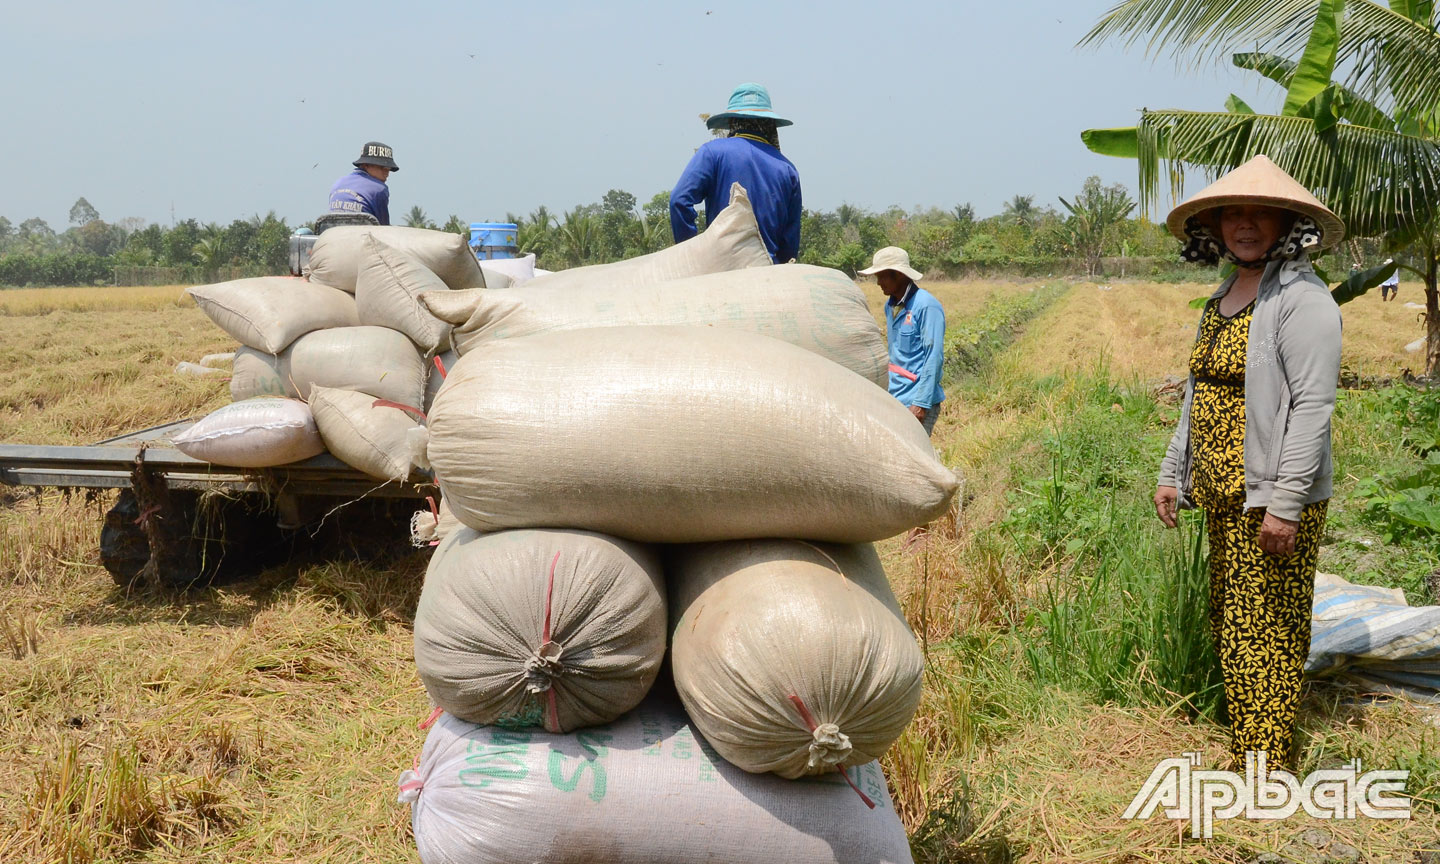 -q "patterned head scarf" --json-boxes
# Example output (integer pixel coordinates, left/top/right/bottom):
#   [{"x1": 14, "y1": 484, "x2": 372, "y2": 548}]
[
  {"x1": 729, "y1": 117, "x2": 780, "y2": 148},
  {"x1": 1181, "y1": 210, "x2": 1323, "y2": 269}
]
